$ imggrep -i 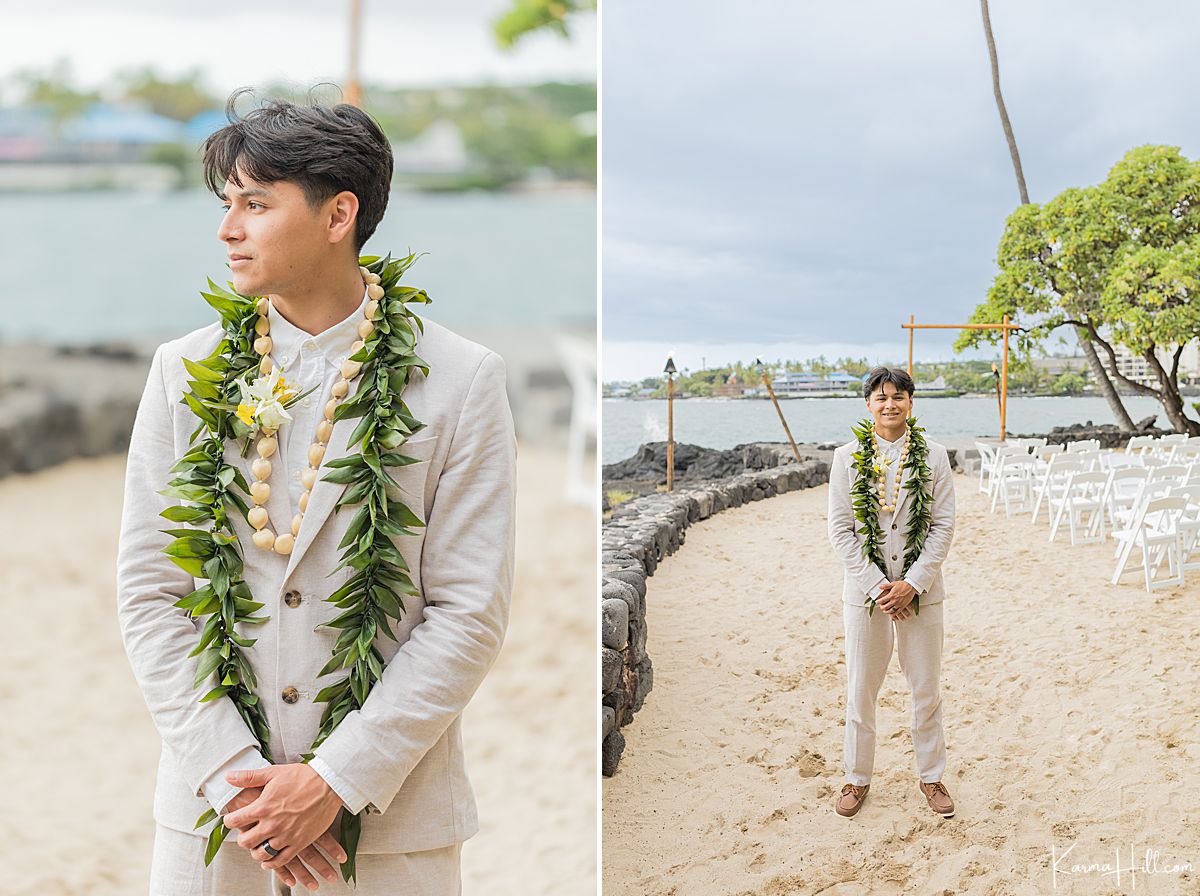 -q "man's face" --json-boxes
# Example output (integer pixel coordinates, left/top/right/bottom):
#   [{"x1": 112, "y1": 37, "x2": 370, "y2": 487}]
[
  {"x1": 217, "y1": 167, "x2": 336, "y2": 297},
  {"x1": 866, "y1": 382, "x2": 913, "y2": 429}
]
